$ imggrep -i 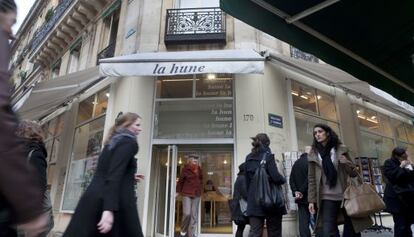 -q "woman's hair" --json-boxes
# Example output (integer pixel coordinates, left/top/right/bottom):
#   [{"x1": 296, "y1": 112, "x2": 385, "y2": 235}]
[
  {"x1": 0, "y1": 0, "x2": 17, "y2": 13},
  {"x1": 16, "y1": 120, "x2": 45, "y2": 143},
  {"x1": 104, "y1": 112, "x2": 141, "y2": 145},
  {"x1": 391, "y1": 146, "x2": 407, "y2": 159},
  {"x1": 311, "y1": 124, "x2": 341, "y2": 151},
  {"x1": 251, "y1": 133, "x2": 270, "y2": 154}
]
